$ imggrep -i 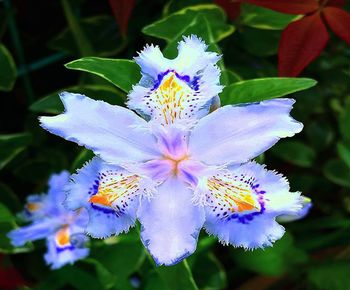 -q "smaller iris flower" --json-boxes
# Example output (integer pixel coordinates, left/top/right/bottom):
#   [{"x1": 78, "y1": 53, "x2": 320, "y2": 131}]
[
  {"x1": 7, "y1": 171, "x2": 89, "y2": 269},
  {"x1": 39, "y1": 35, "x2": 310, "y2": 266}
]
